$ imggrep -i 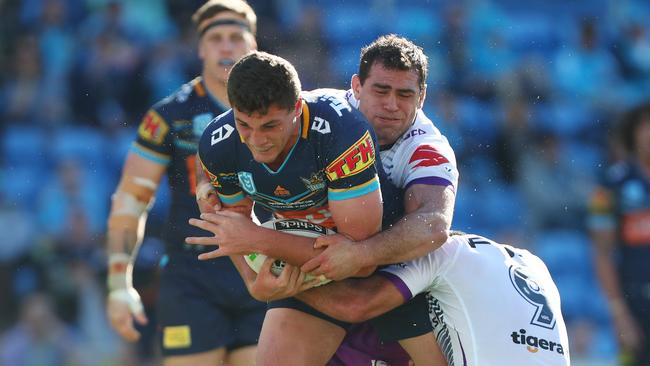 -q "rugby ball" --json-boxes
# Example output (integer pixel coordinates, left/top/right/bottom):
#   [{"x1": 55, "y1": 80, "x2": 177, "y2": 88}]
[{"x1": 244, "y1": 218, "x2": 334, "y2": 286}]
